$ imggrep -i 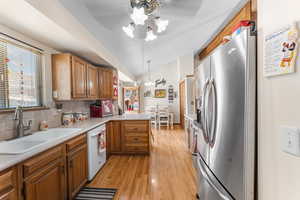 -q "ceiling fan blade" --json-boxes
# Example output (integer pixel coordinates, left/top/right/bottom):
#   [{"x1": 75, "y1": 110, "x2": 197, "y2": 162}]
[
  {"x1": 84, "y1": 0, "x2": 130, "y2": 16},
  {"x1": 159, "y1": 0, "x2": 202, "y2": 17}
]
